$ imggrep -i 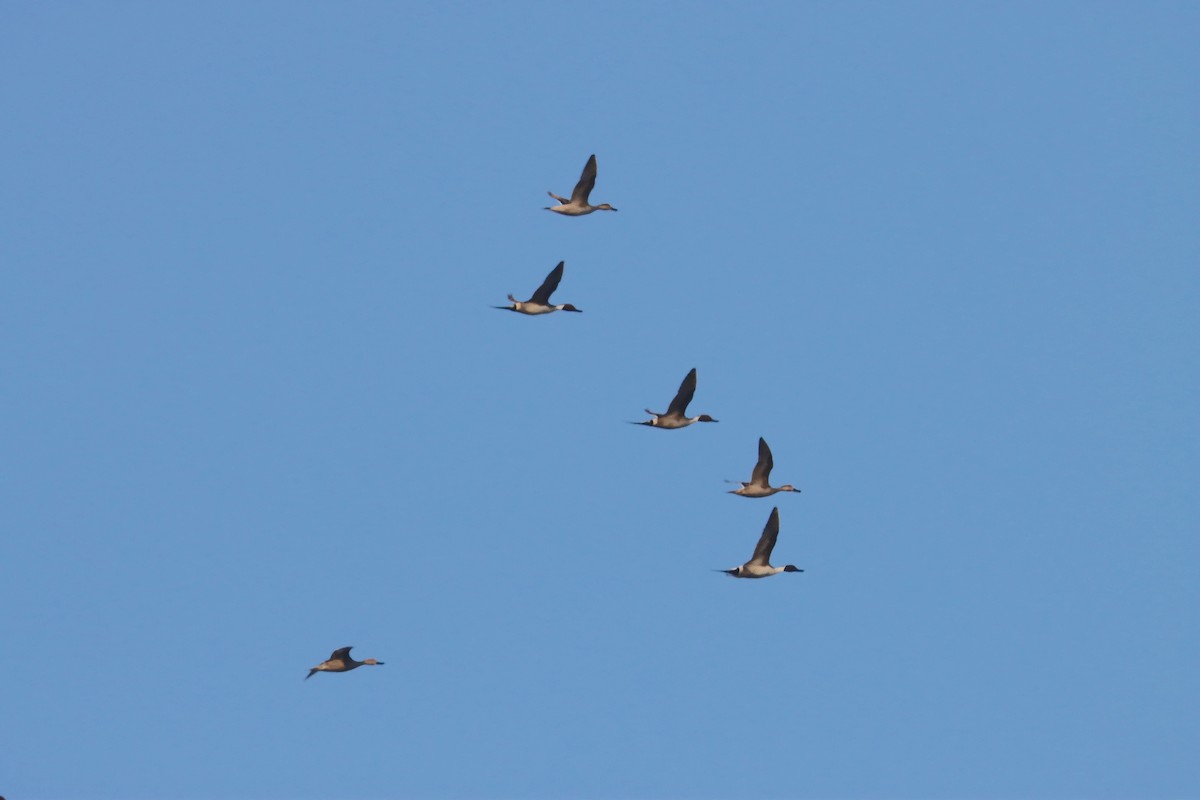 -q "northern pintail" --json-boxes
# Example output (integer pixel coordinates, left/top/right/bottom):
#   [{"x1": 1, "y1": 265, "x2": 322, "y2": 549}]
[
  {"x1": 305, "y1": 646, "x2": 384, "y2": 680},
  {"x1": 634, "y1": 367, "x2": 717, "y2": 429},
  {"x1": 545, "y1": 154, "x2": 617, "y2": 216},
  {"x1": 728, "y1": 437, "x2": 801, "y2": 497},
  {"x1": 720, "y1": 507, "x2": 802, "y2": 578},
  {"x1": 494, "y1": 260, "x2": 581, "y2": 315}
]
